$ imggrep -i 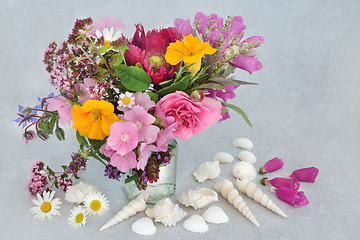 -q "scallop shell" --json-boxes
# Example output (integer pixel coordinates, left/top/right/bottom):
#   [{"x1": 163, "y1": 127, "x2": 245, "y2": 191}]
[
  {"x1": 183, "y1": 214, "x2": 209, "y2": 233},
  {"x1": 65, "y1": 182, "x2": 101, "y2": 204},
  {"x1": 202, "y1": 206, "x2": 229, "y2": 224},
  {"x1": 236, "y1": 178, "x2": 287, "y2": 217},
  {"x1": 238, "y1": 151, "x2": 257, "y2": 164},
  {"x1": 232, "y1": 161, "x2": 257, "y2": 181},
  {"x1": 177, "y1": 188, "x2": 218, "y2": 210},
  {"x1": 146, "y1": 198, "x2": 187, "y2": 227},
  {"x1": 214, "y1": 179, "x2": 259, "y2": 227},
  {"x1": 131, "y1": 217, "x2": 157, "y2": 236},
  {"x1": 212, "y1": 152, "x2": 234, "y2": 163},
  {"x1": 232, "y1": 138, "x2": 253, "y2": 150},
  {"x1": 193, "y1": 161, "x2": 220, "y2": 182}
]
